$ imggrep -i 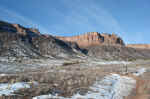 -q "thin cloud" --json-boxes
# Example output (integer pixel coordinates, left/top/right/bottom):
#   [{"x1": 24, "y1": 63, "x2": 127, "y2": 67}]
[
  {"x1": 51, "y1": 0, "x2": 124, "y2": 36},
  {"x1": 0, "y1": 6, "x2": 49, "y2": 33},
  {"x1": 0, "y1": 1, "x2": 125, "y2": 38}
]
